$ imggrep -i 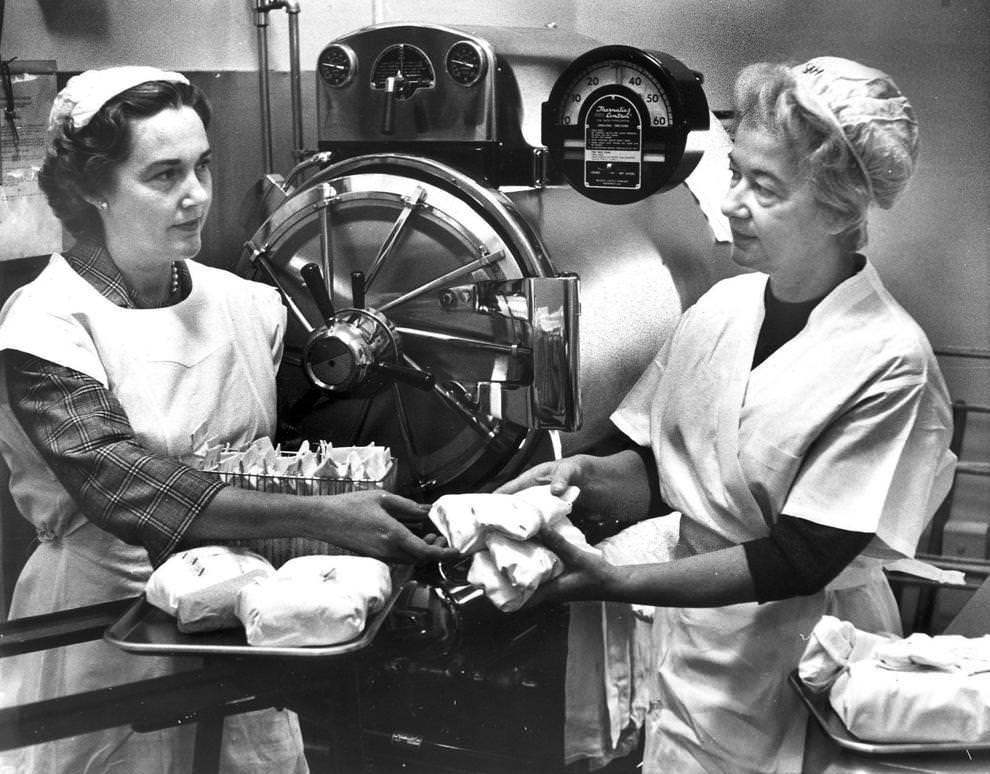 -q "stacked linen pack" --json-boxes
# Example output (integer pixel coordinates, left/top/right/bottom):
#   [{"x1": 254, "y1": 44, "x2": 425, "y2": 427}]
[
  {"x1": 798, "y1": 615, "x2": 990, "y2": 743},
  {"x1": 145, "y1": 546, "x2": 392, "y2": 647},
  {"x1": 429, "y1": 486, "x2": 598, "y2": 612},
  {"x1": 146, "y1": 546, "x2": 276, "y2": 633},
  {"x1": 236, "y1": 555, "x2": 393, "y2": 647}
]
